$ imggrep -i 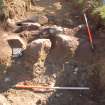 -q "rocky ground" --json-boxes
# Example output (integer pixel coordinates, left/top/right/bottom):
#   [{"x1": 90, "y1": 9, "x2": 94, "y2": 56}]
[{"x1": 0, "y1": 0, "x2": 105, "y2": 105}]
